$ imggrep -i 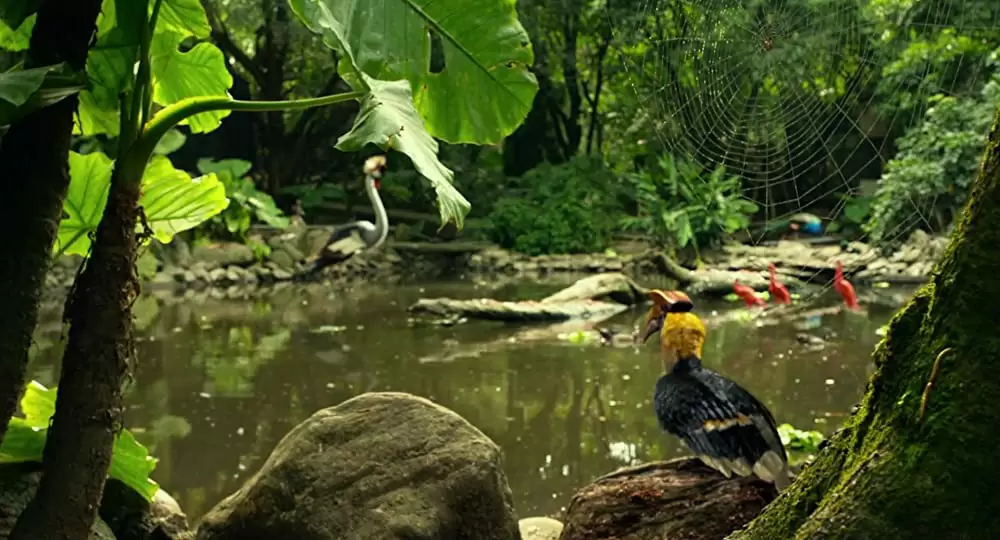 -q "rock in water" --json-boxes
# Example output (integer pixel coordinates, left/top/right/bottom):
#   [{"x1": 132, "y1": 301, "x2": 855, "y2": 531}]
[
  {"x1": 196, "y1": 392, "x2": 519, "y2": 540},
  {"x1": 560, "y1": 458, "x2": 776, "y2": 540},
  {"x1": 519, "y1": 516, "x2": 563, "y2": 540},
  {"x1": 0, "y1": 463, "x2": 116, "y2": 540},
  {"x1": 100, "y1": 479, "x2": 192, "y2": 540}
]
